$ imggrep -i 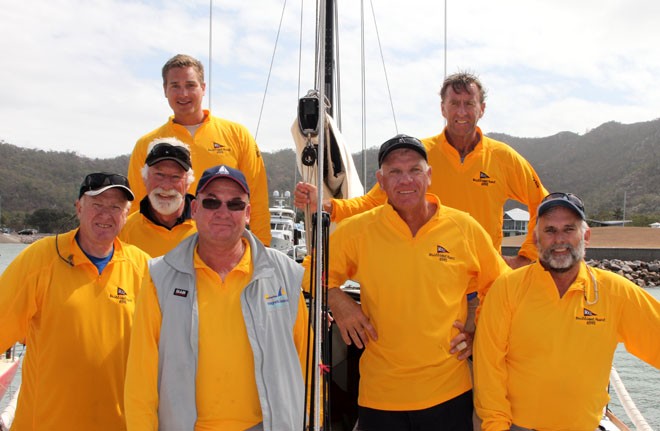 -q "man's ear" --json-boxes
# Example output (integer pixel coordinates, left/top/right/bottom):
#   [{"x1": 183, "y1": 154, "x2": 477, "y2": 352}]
[
  {"x1": 583, "y1": 225, "x2": 591, "y2": 246},
  {"x1": 376, "y1": 170, "x2": 383, "y2": 188}
]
